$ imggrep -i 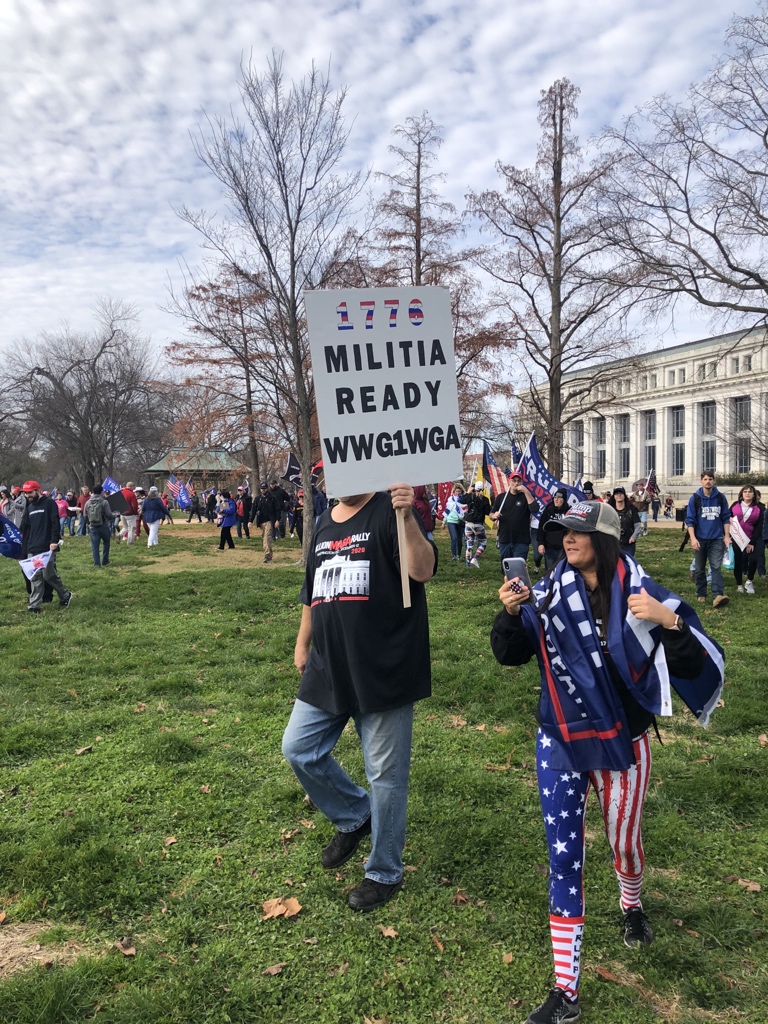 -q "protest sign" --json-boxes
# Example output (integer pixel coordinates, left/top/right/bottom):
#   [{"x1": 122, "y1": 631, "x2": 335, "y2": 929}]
[{"x1": 305, "y1": 287, "x2": 463, "y2": 497}]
